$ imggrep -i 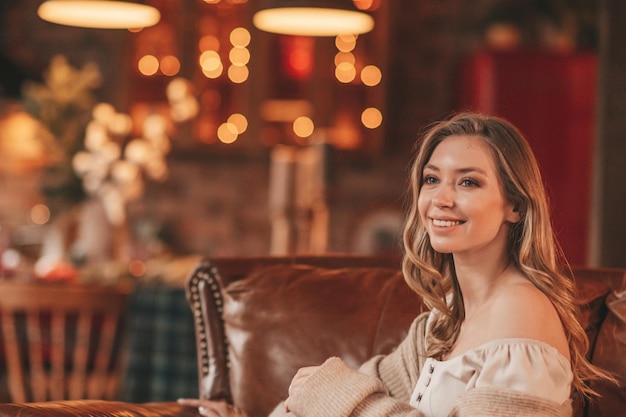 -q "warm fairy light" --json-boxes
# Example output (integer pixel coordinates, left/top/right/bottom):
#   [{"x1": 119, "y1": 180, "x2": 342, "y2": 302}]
[
  {"x1": 335, "y1": 62, "x2": 356, "y2": 83},
  {"x1": 93, "y1": 102, "x2": 115, "y2": 122},
  {"x1": 230, "y1": 27, "x2": 251, "y2": 47},
  {"x1": 293, "y1": 116, "x2": 314, "y2": 138},
  {"x1": 203, "y1": 63, "x2": 224, "y2": 79},
  {"x1": 334, "y1": 51, "x2": 355, "y2": 66},
  {"x1": 124, "y1": 139, "x2": 152, "y2": 165},
  {"x1": 227, "y1": 113, "x2": 248, "y2": 134},
  {"x1": 218, "y1": 122, "x2": 238, "y2": 144},
  {"x1": 109, "y1": 113, "x2": 133, "y2": 136},
  {"x1": 31, "y1": 204, "x2": 51, "y2": 225},
  {"x1": 361, "y1": 107, "x2": 383, "y2": 129},
  {"x1": 167, "y1": 78, "x2": 199, "y2": 122},
  {"x1": 361, "y1": 65, "x2": 382, "y2": 86},
  {"x1": 353, "y1": 0, "x2": 371, "y2": 9},
  {"x1": 84, "y1": 121, "x2": 108, "y2": 151},
  {"x1": 1, "y1": 249, "x2": 21, "y2": 270},
  {"x1": 200, "y1": 50, "x2": 223, "y2": 79},
  {"x1": 111, "y1": 160, "x2": 140, "y2": 183},
  {"x1": 227, "y1": 64, "x2": 248, "y2": 83},
  {"x1": 144, "y1": 158, "x2": 168, "y2": 181},
  {"x1": 353, "y1": 0, "x2": 380, "y2": 11},
  {"x1": 138, "y1": 55, "x2": 159, "y2": 76},
  {"x1": 160, "y1": 55, "x2": 180, "y2": 76},
  {"x1": 335, "y1": 34, "x2": 357, "y2": 52},
  {"x1": 72, "y1": 151, "x2": 91, "y2": 175},
  {"x1": 199, "y1": 35, "x2": 220, "y2": 52},
  {"x1": 229, "y1": 47, "x2": 250, "y2": 66},
  {"x1": 200, "y1": 50, "x2": 221, "y2": 71},
  {"x1": 166, "y1": 78, "x2": 190, "y2": 102},
  {"x1": 129, "y1": 259, "x2": 145, "y2": 277}
]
